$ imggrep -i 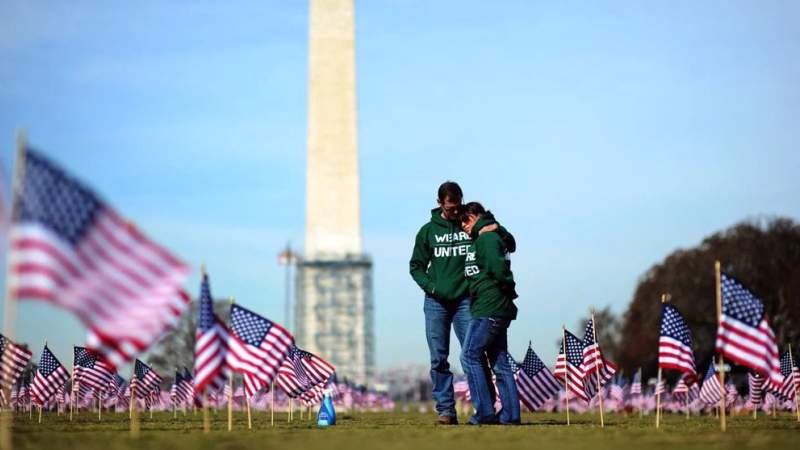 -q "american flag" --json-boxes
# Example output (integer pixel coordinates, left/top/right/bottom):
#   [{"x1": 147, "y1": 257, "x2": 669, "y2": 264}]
[
  {"x1": 698, "y1": 363, "x2": 721, "y2": 405},
  {"x1": 776, "y1": 350, "x2": 799, "y2": 401},
  {"x1": 180, "y1": 367, "x2": 201, "y2": 407},
  {"x1": 276, "y1": 345, "x2": 335, "y2": 398},
  {"x1": 580, "y1": 318, "x2": 617, "y2": 398},
  {"x1": 226, "y1": 304, "x2": 294, "y2": 395},
  {"x1": 31, "y1": 345, "x2": 69, "y2": 406},
  {"x1": 658, "y1": 304, "x2": 697, "y2": 383},
  {"x1": 655, "y1": 378, "x2": 666, "y2": 396},
  {"x1": 55, "y1": 384, "x2": 67, "y2": 408},
  {"x1": 513, "y1": 344, "x2": 561, "y2": 411},
  {"x1": 725, "y1": 382, "x2": 738, "y2": 406},
  {"x1": 0, "y1": 334, "x2": 32, "y2": 389},
  {"x1": 170, "y1": 370, "x2": 182, "y2": 405},
  {"x1": 74, "y1": 346, "x2": 115, "y2": 392},
  {"x1": 748, "y1": 372, "x2": 764, "y2": 405},
  {"x1": 554, "y1": 329, "x2": 589, "y2": 403},
  {"x1": 133, "y1": 359, "x2": 162, "y2": 397},
  {"x1": 672, "y1": 375, "x2": 689, "y2": 397},
  {"x1": 609, "y1": 375, "x2": 625, "y2": 402},
  {"x1": 8, "y1": 148, "x2": 190, "y2": 369},
  {"x1": 193, "y1": 272, "x2": 231, "y2": 394},
  {"x1": 630, "y1": 370, "x2": 642, "y2": 396},
  {"x1": 715, "y1": 273, "x2": 781, "y2": 389}
]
